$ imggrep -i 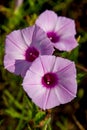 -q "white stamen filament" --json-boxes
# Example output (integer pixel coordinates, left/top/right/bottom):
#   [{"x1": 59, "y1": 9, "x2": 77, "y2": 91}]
[
  {"x1": 47, "y1": 81, "x2": 50, "y2": 84},
  {"x1": 49, "y1": 37, "x2": 52, "y2": 40},
  {"x1": 30, "y1": 52, "x2": 33, "y2": 55}
]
